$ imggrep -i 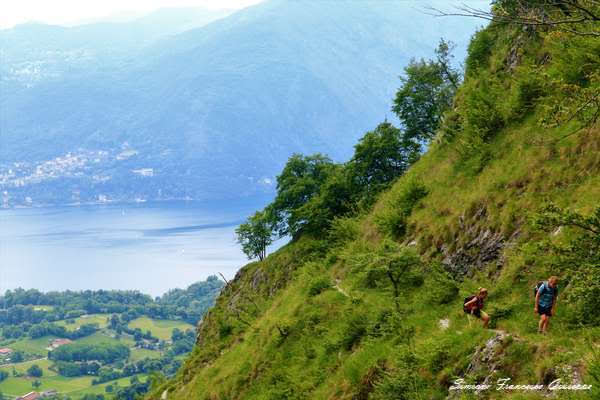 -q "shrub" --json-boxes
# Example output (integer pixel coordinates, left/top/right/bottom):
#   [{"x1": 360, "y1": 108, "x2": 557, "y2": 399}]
[
  {"x1": 218, "y1": 322, "x2": 233, "y2": 338},
  {"x1": 462, "y1": 81, "x2": 505, "y2": 141},
  {"x1": 426, "y1": 268, "x2": 459, "y2": 305},
  {"x1": 370, "y1": 347, "x2": 425, "y2": 400},
  {"x1": 566, "y1": 266, "x2": 600, "y2": 327},
  {"x1": 375, "y1": 179, "x2": 428, "y2": 238},
  {"x1": 328, "y1": 217, "x2": 360, "y2": 245},
  {"x1": 488, "y1": 305, "x2": 513, "y2": 329},
  {"x1": 512, "y1": 71, "x2": 546, "y2": 114},
  {"x1": 308, "y1": 277, "x2": 332, "y2": 296},
  {"x1": 341, "y1": 314, "x2": 369, "y2": 351},
  {"x1": 465, "y1": 28, "x2": 495, "y2": 75}
]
